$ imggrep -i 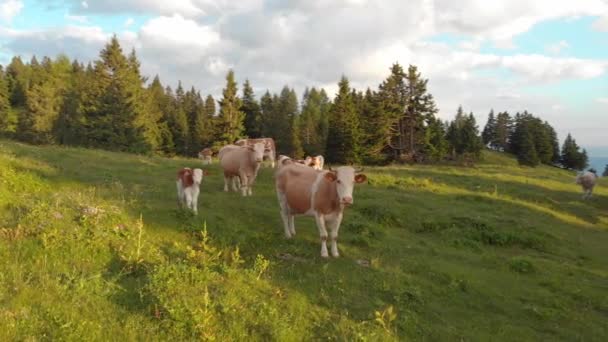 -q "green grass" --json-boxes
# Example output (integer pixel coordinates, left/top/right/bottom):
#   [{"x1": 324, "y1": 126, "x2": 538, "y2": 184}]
[{"x1": 1, "y1": 139, "x2": 607, "y2": 341}]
